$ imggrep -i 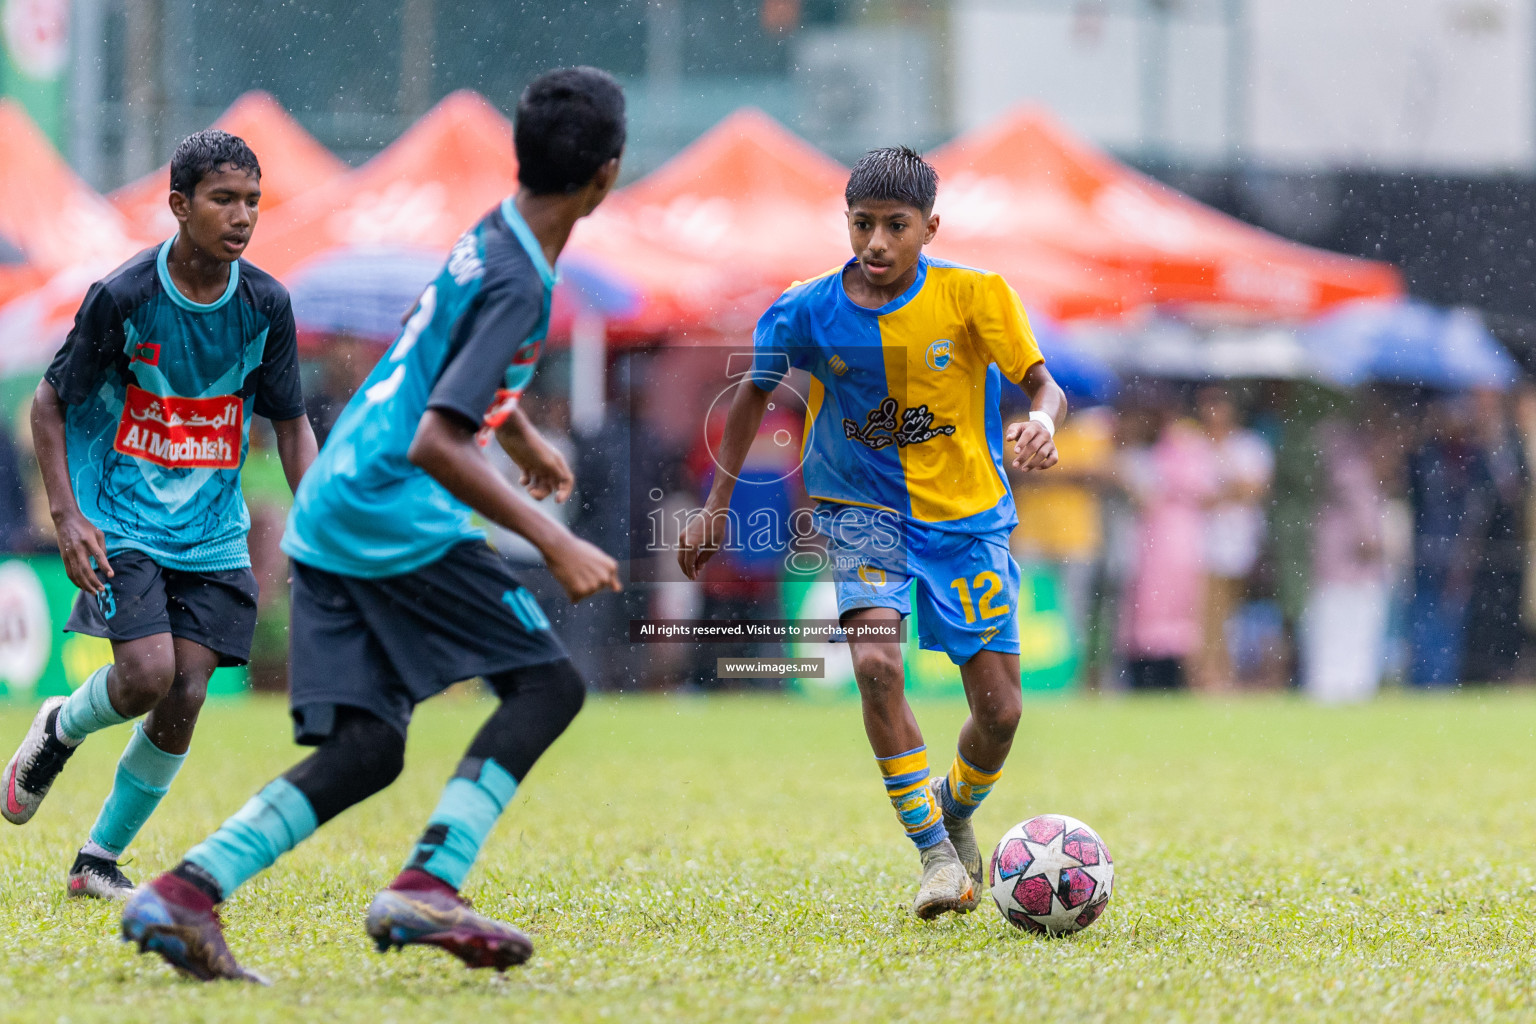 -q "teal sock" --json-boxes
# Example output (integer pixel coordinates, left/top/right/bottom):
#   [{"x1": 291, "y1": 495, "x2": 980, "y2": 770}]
[
  {"x1": 56, "y1": 665, "x2": 128, "y2": 745},
  {"x1": 184, "y1": 779, "x2": 317, "y2": 899},
  {"x1": 405, "y1": 758, "x2": 518, "y2": 890},
  {"x1": 87, "y1": 723, "x2": 186, "y2": 857}
]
